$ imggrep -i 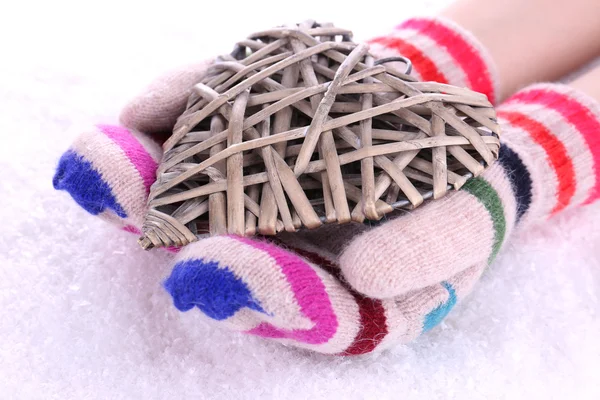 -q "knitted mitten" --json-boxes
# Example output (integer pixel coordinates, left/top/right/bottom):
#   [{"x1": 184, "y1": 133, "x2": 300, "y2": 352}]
[
  {"x1": 340, "y1": 84, "x2": 600, "y2": 299},
  {"x1": 53, "y1": 18, "x2": 600, "y2": 355},
  {"x1": 53, "y1": 62, "x2": 212, "y2": 231},
  {"x1": 161, "y1": 83, "x2": 600, "y2": 355}
]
